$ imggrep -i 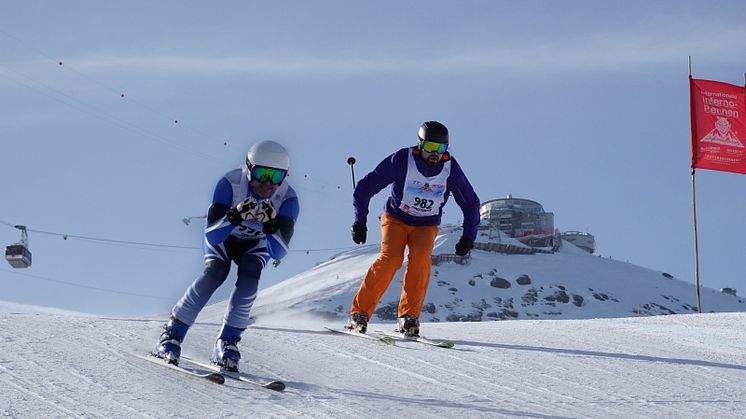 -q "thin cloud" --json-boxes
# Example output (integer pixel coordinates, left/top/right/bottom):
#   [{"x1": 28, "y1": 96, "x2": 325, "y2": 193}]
[{"x1": 11, "y1": 26, "x2": 746, "y2": 79}]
